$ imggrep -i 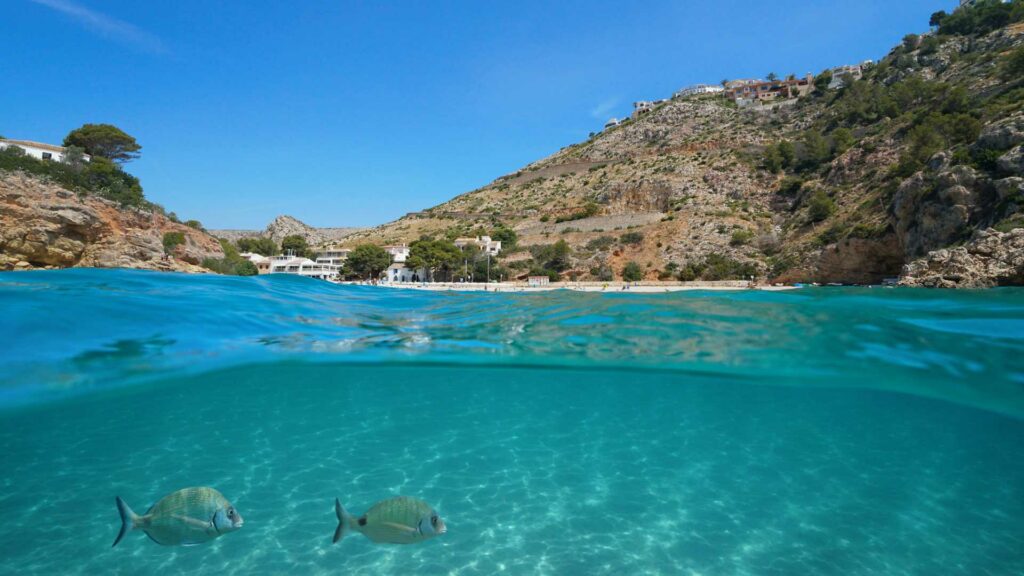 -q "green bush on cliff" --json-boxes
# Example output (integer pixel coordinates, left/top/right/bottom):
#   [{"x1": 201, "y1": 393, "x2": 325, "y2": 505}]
[
  {"x1": 162, "y1": 231, "x2": 185, "y2": 254},
  {"x1": 807, "y1": 190, "x2": 836, "y2": 222}
]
